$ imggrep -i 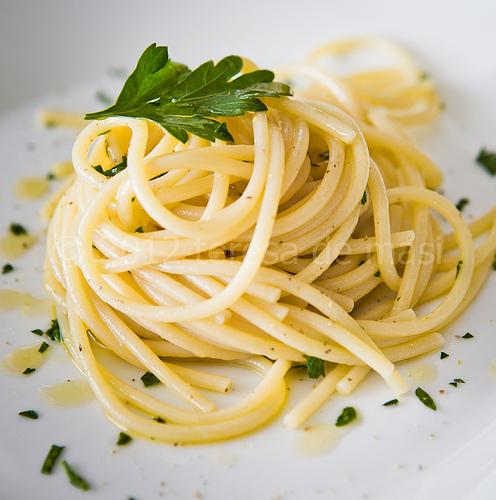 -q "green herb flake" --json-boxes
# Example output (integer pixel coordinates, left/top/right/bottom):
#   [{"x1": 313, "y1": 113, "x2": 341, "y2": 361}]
[
  {"x1": 135, "y1": 226, "x2": 144, "y2": 233},
  {"x1": 415, "y1": 387, "x2": 436, "y2": 411},
  {"x1": 382, "y1": 399, "x2": 399, "y2": 407},
  {"x1": 2, "y1": 263, "x2": 14, "y2": 274},
  {"x1": 462, "y1": 332, "x2": 474, "y2": 339},
  {"x1": 46, "y1": 172, "x2": 57, "y2": 180},
  {"x1": 9, "y1": 223, "x2": 28, "y2": 235},
  {"x1": 19, "y1": 410, "x2": 38, "y2": 419},
  {"x1": 92, "y1": 155, "x2": 128, "y2": 177},
  {"x1": 449, "y1": 381, "x2": 458, "y2": 387},
  {"x1": 85, "y1": 44, "x2": 292, "y2": 143},
  {"x1": 454, "y1": 378, "x2": 465, "y2": 384},
  {"x1": 302, "y1": 355, "x2": 325, "y2": 379},
  {"x1": 31, "y1": 328, "x2": 44, "y2": 336},
  {"x1": 335, "y1": 406, "x2": 357, "y2": 426},
  {"x1": 456, "y1": 260, "x2": 462, "y2": 278},
  {"x1": 455, "y1": 198, "x2": 470, "y2": 211},
  {"x1": 361, "y1": 191, "x2": 367, "y2": 205},
  {"x1": 141, "y1": 371, "x2": 161, "y2": 387},
  {"x1": 45, "y1": 319, "x2": 61, "y2": 342},
  {"x1": 61, "y1": 460, "x2": 91, "y2": 491},
  {"x1": 476, "y1": 148, "x2": 496, "y2": 176},
  {"x1": 440, "y1": 351, "x2": 449, "y2": 359},
  {"x1": 22, "y1": 367, "x2": 36, "y2": 375},
  {"x1": 38, "y1": 341, "x2": 50, "y2": 354},
  {"x1": 117, "y1": 432, "x2": 133, "y2": 446},
  {"x1": 153, "y1": 416, "x2": 166, "y2": 423},
  {"x1": 41, "y1": 444, "x2": 65, "y2": 474},
  {"x1": 374, "y1": 270, "x2": 381, "y2": 278}
]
